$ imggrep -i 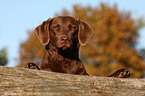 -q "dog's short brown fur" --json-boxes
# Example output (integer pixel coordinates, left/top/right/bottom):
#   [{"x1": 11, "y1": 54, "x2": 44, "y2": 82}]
[{"x1": 25, "y1": 16, "x2": 130, "y2": 77}]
